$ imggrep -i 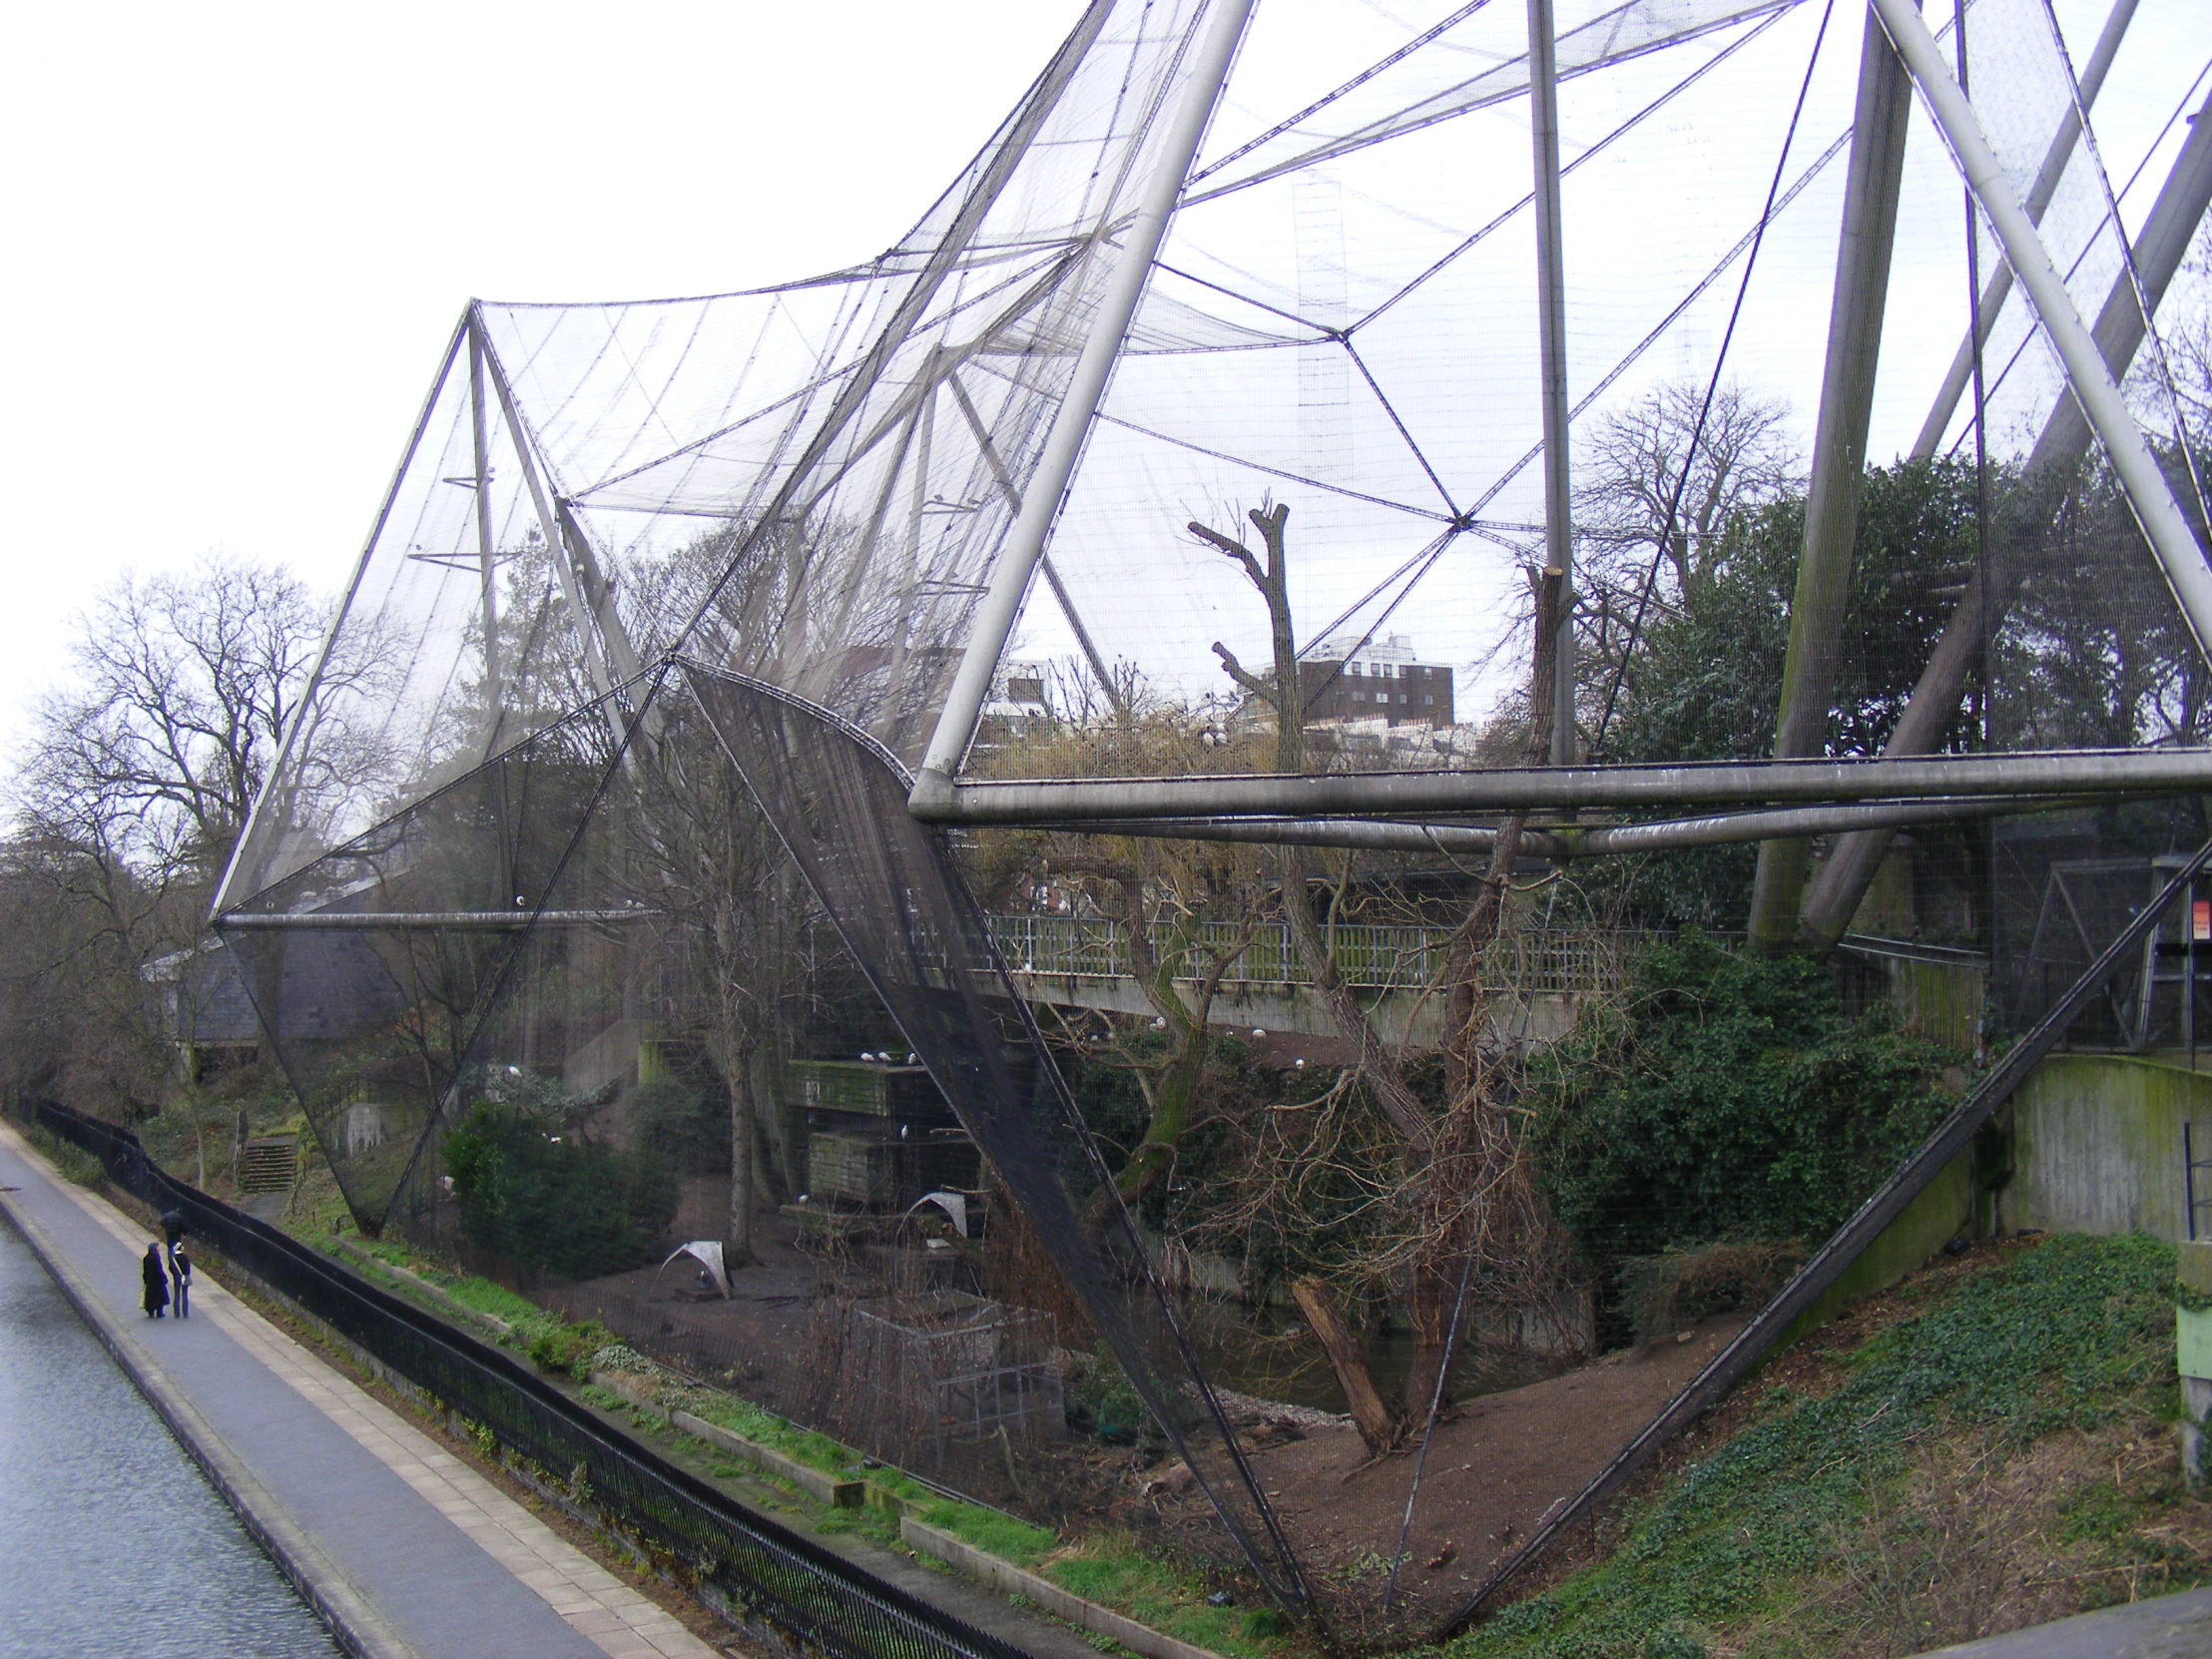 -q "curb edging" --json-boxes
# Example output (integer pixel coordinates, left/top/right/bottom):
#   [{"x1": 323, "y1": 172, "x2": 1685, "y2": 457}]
[{"x1": 900, "y1": 1518, "x2": 1228, "y2": 1659}]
